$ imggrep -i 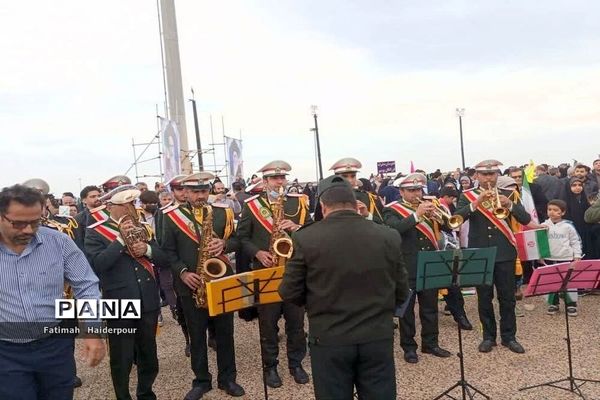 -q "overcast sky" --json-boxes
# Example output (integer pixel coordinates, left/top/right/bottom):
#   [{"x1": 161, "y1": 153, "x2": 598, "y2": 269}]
[{"x1": 2, "y1": 1, "x2": 600, "y2": 194}]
